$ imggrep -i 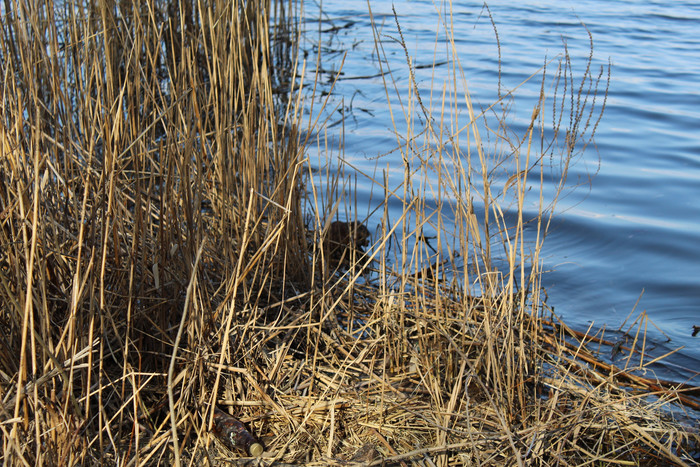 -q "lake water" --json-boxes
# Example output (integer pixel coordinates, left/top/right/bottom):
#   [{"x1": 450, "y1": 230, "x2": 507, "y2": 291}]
[{"x1": 299, "y1": 0, "x2": 700, "y2": 385}]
